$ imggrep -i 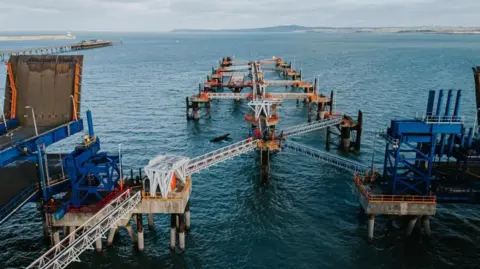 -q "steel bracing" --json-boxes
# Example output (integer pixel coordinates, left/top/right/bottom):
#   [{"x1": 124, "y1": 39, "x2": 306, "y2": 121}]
[
  {"x1": 284, "y1": 141, "x2": 368, "y2": 174},
  {"x1": 283, "y1": 117, "x2": 342, "y2": 137},
  {"x1": 27, "y1": 190, "x2": 141, "y2": 269},
  {"x1": 186, "y1": 138, "x2": 258, "y2": 176}
]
